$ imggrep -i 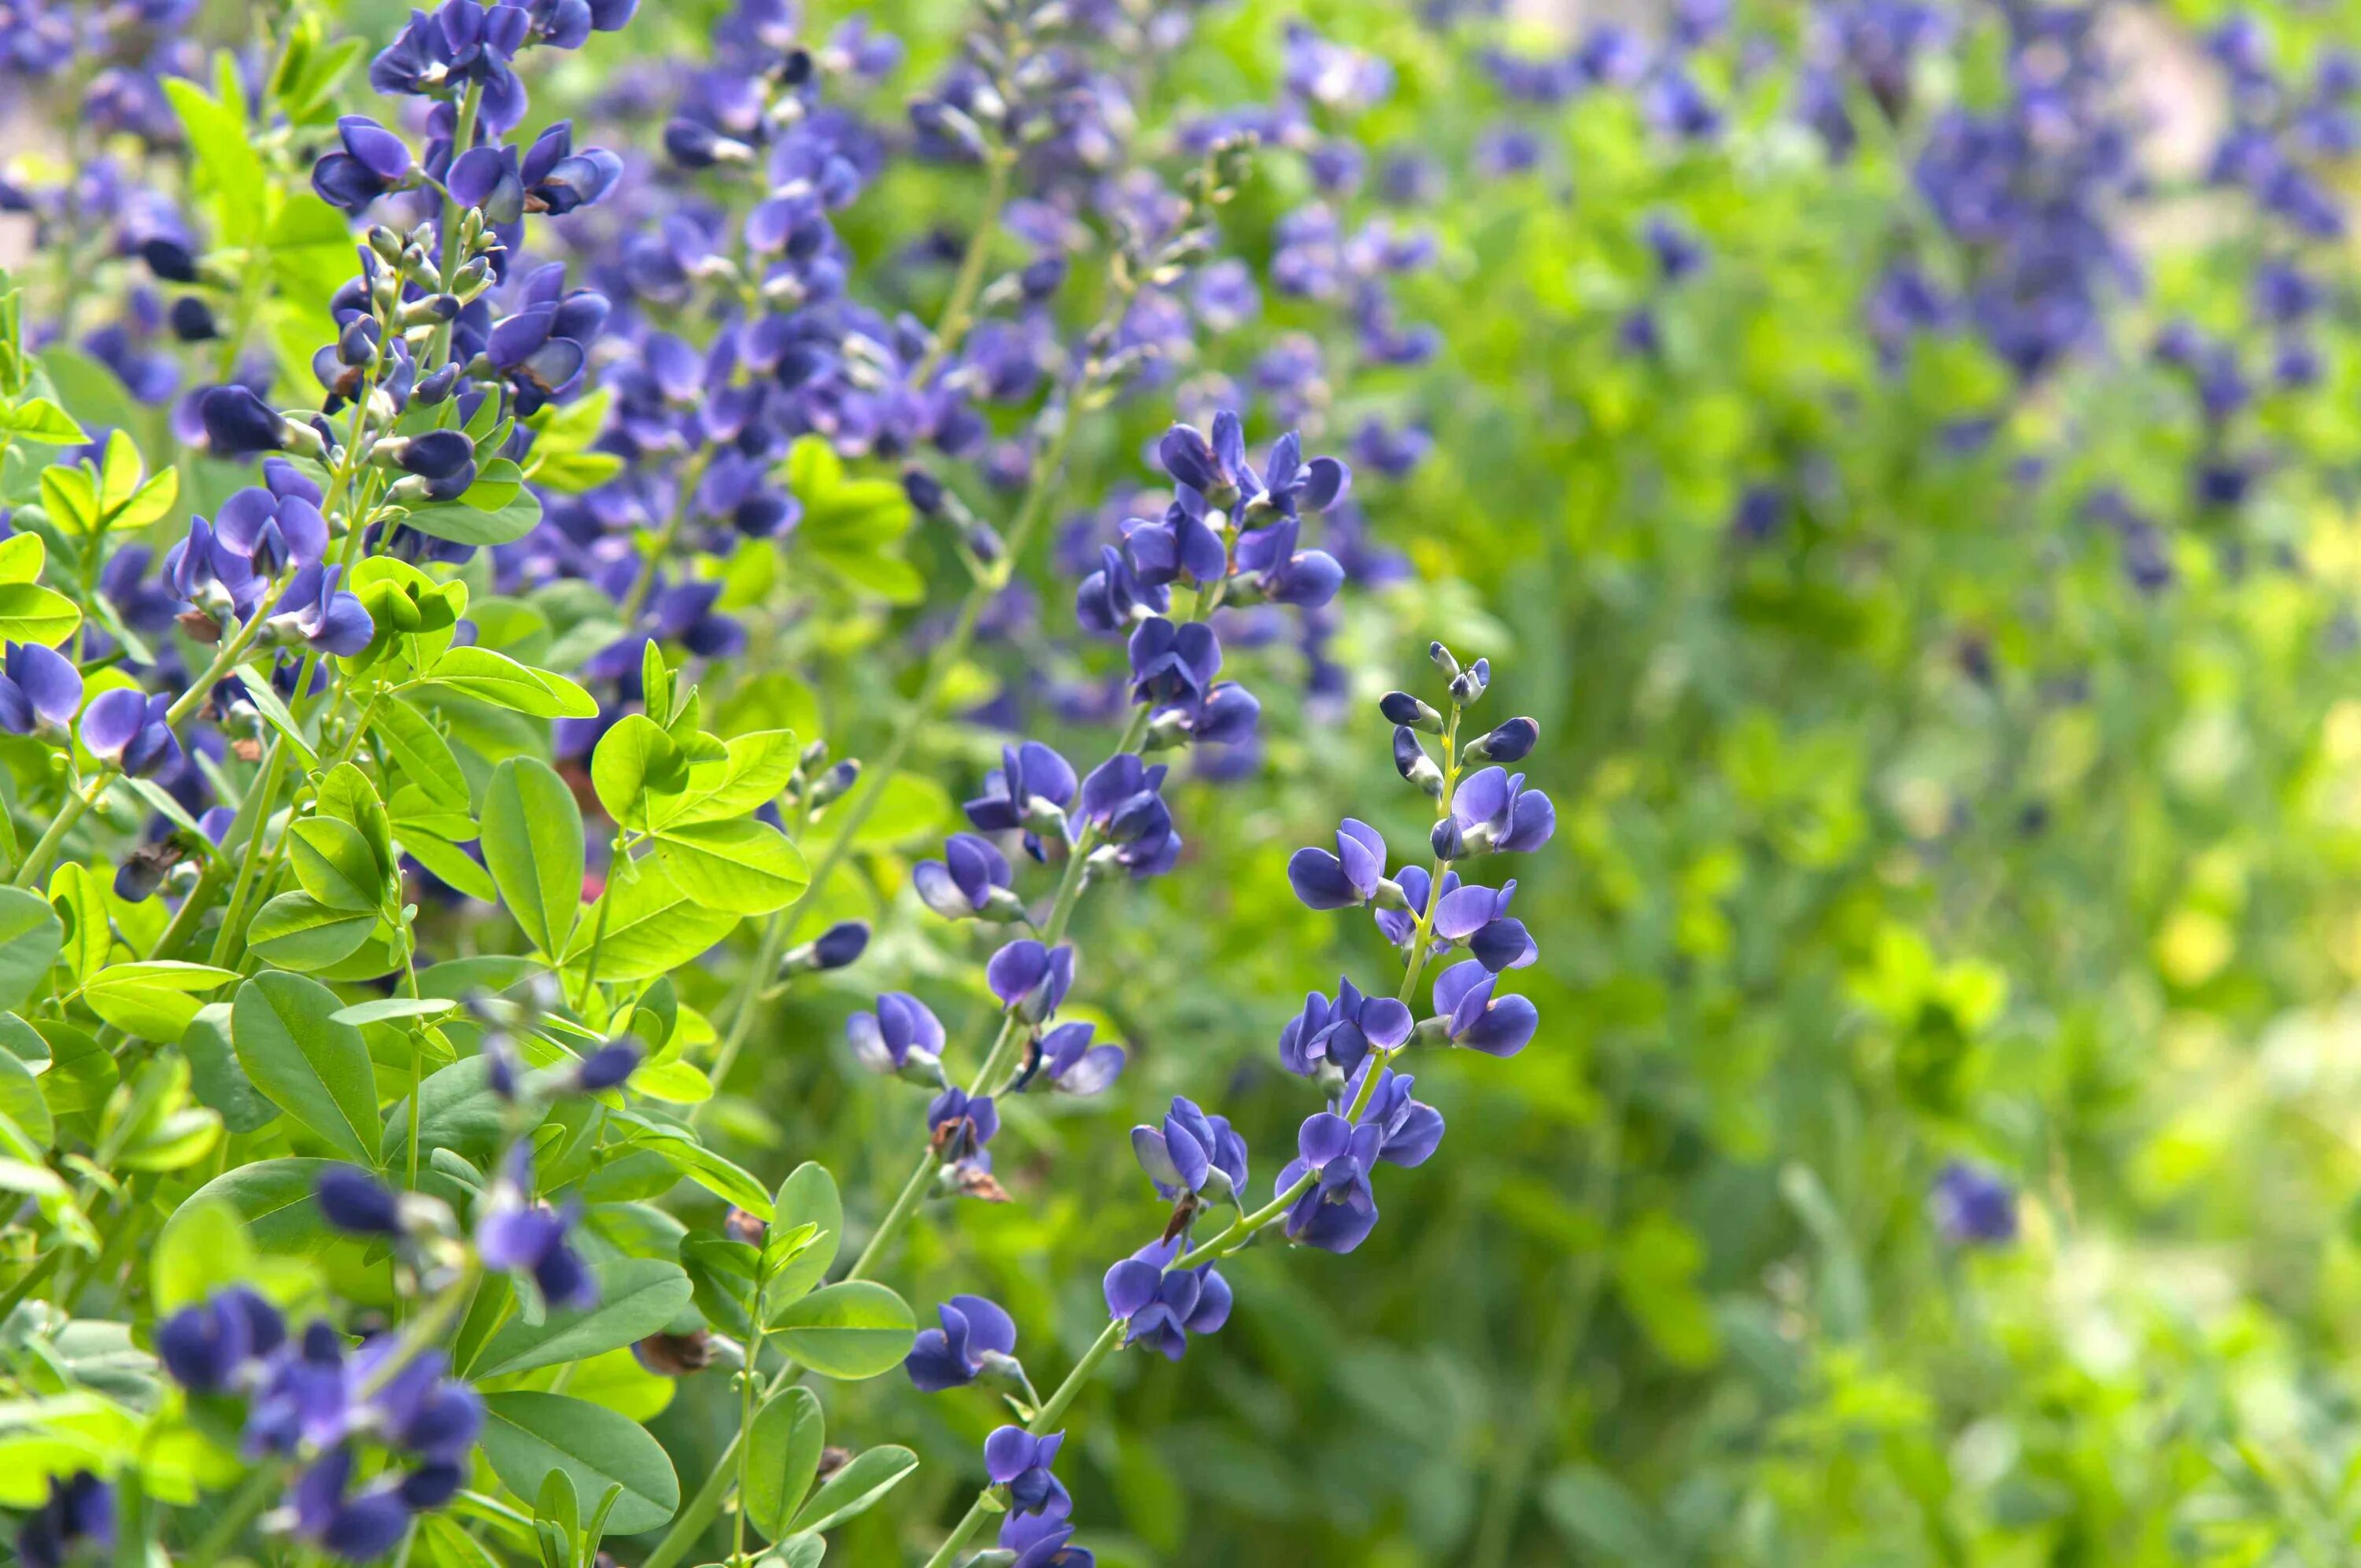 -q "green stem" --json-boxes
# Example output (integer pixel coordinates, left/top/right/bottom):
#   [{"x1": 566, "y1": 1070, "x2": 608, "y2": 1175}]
[
  {"x1": 427, "y1": 81, "x2": 485, "y2": 371},
  {"x1": 571, "y1": 849, "x2": 620, "y2": 1011},
  {"x1": 13, "y1": 770, "x2": 110, "y2": 888},
  {"x1": 911, "y1": 149, "x2": 1015, "y2": 385},
  {"x1": 187, "y1": 1463, "x2": 280, "y2": 1568},
  {"x1": 206, "y1": 742, "x2": 291, "y2": 968},
  {"x1": 619, "y1": 449, "x2": 711, "y2": 628}
]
